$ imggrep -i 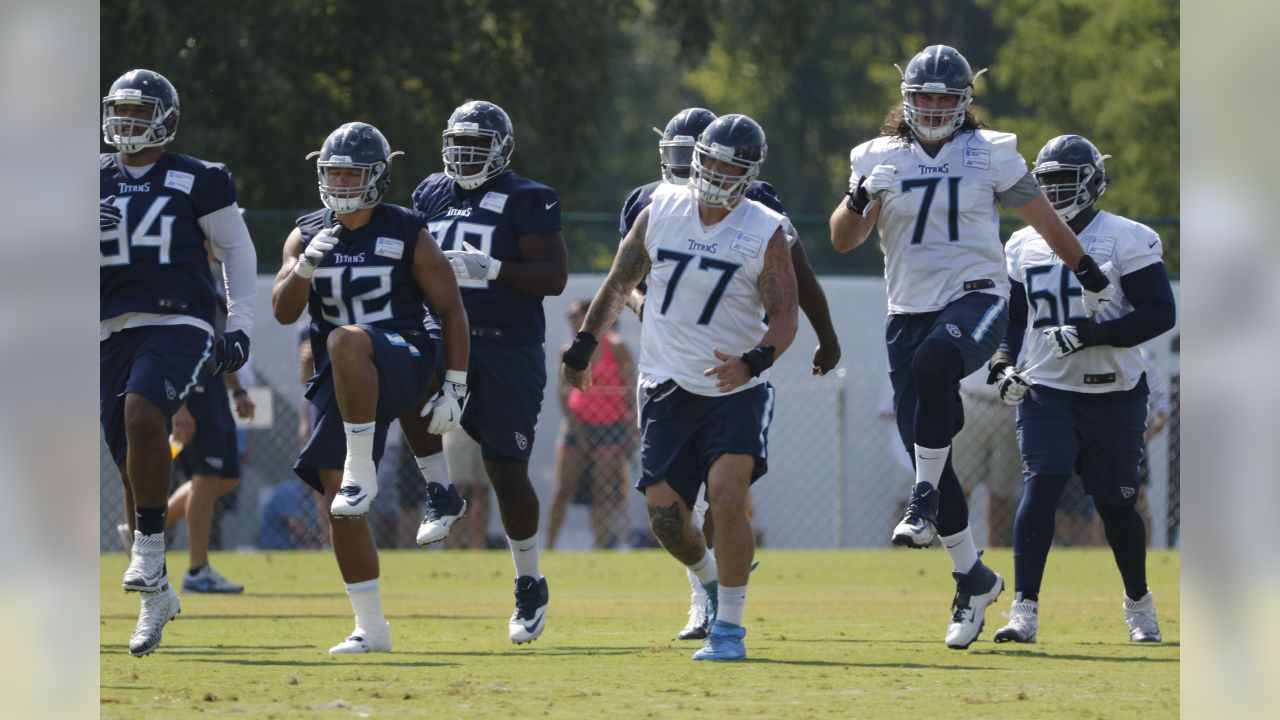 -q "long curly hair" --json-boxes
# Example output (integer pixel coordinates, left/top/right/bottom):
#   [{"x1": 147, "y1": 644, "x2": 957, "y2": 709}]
[{"x1": 879, "y1": 104, "x2": 986, "y2": 142}]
